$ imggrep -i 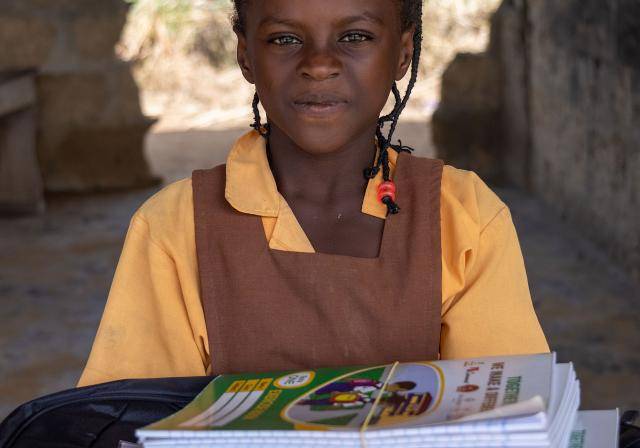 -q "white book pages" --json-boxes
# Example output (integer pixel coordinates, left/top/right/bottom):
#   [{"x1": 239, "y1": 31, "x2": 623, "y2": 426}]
[
  {"x1": 141, "y1": 428, "x2": 553, "y2": 447},
  {"x1": 550, "y1": 380, "x2": 580, "y2": 448},
  {"x1": 568, "y1": 410, "x2": 619, "y2": 448},
  {"x1": 140, "y1": 411, "x2": 548, "y2": 441},
  {"x1": 548, "y1": 373, "x2": 579, "y2": 446},
  {"x1": 547, "y1": 363, "x2": 571, "y2": 423},
  {"x1": 143, "y1": 441, "x2": 552, "y2": 448}
]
